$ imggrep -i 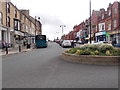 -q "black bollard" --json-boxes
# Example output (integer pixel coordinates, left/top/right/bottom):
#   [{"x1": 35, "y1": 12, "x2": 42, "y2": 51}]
[
  {"x1": 19, "y1": 45, "x2": 21, "y2": 52},
  {"x1": 6, "y1": 47, "x2": 8, "y2": 54}
]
